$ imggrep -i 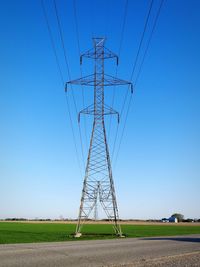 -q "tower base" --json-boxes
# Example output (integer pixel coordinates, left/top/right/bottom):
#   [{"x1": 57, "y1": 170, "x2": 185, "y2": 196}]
[
  {"x1": 119, "y1": 234, "x2": 126, "y2": 238},
  {"x1": 74, "y1": 232, "x2": 82, "y2": 238}
]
